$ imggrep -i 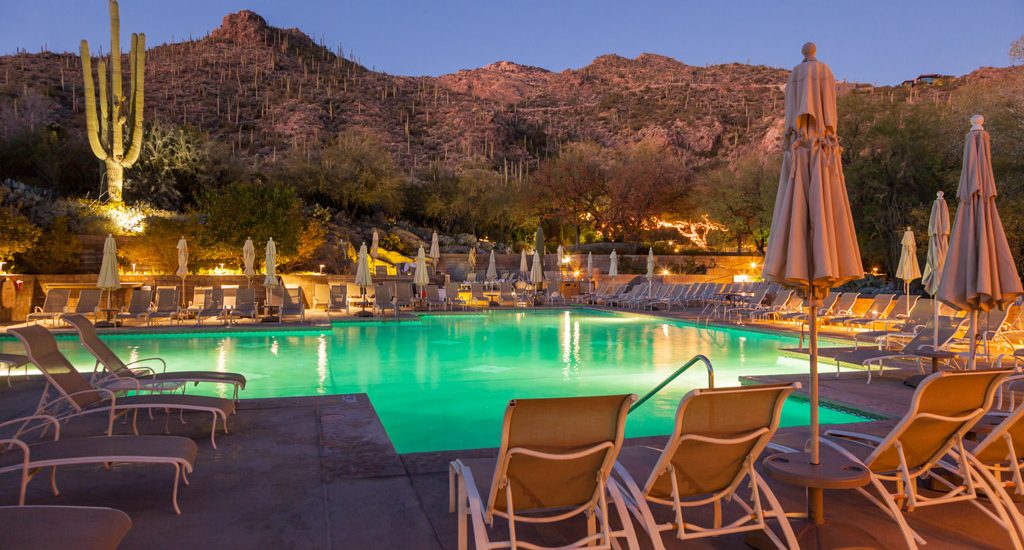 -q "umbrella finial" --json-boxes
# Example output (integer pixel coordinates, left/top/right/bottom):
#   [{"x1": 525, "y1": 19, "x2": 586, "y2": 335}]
[
  {"x1": 970, "y1": 114, "x2": 984, "y2": 130},
  {"x1": 936, "y1": 191, "x2": 944, "y2": 199},
  {"x1": 801, "y1": 42, "x2": 816, "y2": 61}
]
